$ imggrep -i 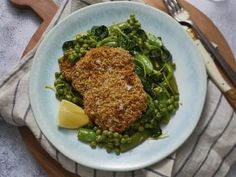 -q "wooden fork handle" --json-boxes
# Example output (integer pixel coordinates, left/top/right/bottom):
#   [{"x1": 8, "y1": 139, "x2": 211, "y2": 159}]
[{"x1": 10, "y1": 0, "x2": 59, "y2": 56}]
